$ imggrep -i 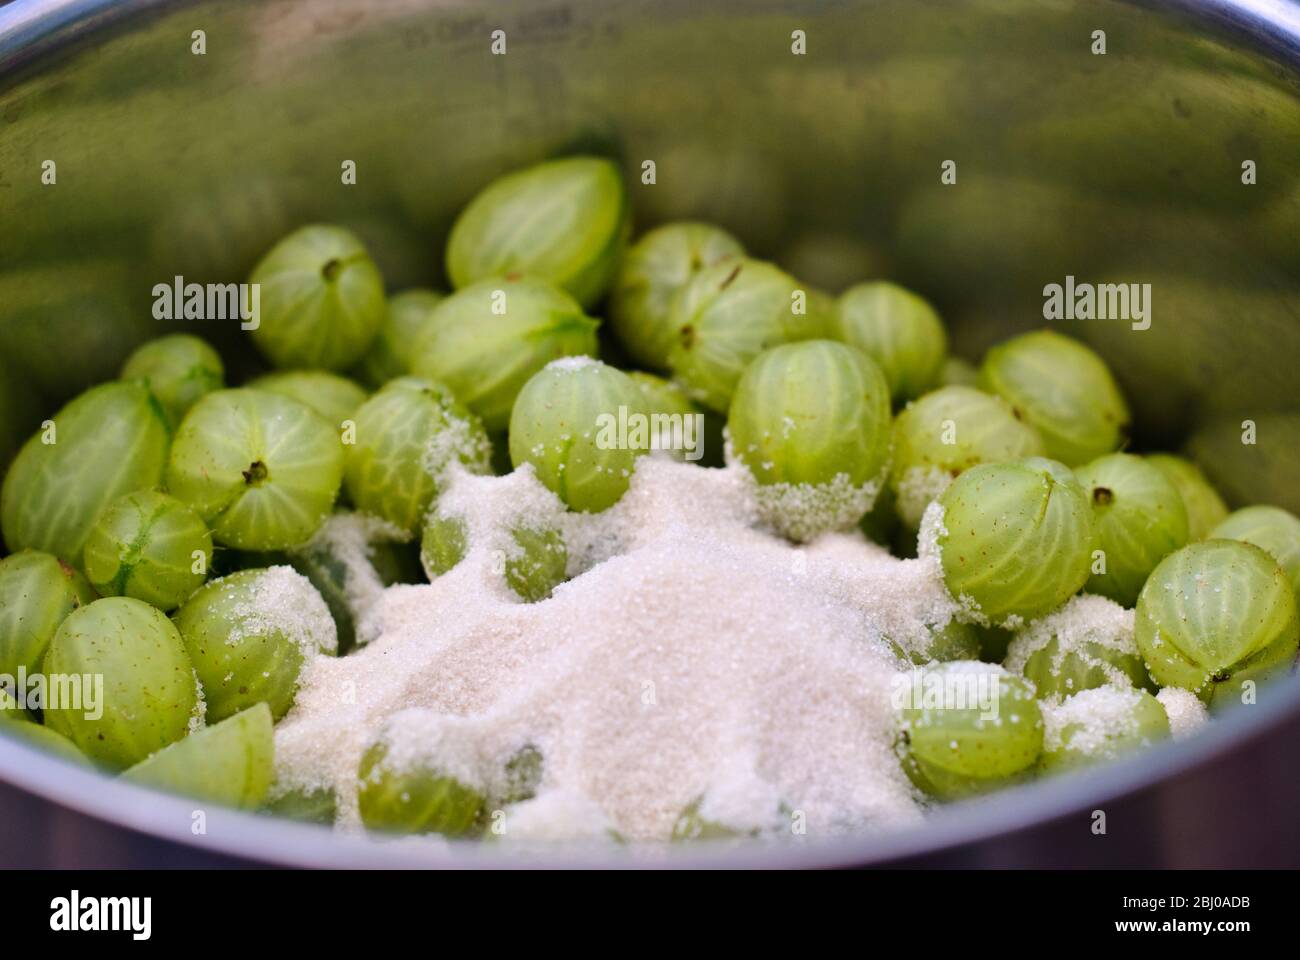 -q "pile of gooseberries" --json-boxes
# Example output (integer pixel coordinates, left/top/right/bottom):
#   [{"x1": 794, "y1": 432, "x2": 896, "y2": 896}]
[{"x1": 0, "y1": 155, "x2": 1296, "y2": 840}]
